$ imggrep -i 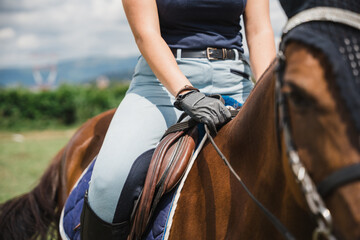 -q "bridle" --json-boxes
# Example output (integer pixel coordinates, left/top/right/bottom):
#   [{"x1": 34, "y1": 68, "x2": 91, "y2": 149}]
[
  {"x1": 276, "y1": 46, "x2": 335, "y2": 240},
  {"x1": 205, "y1": 6, "x2": 360, "y2": 240}
]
